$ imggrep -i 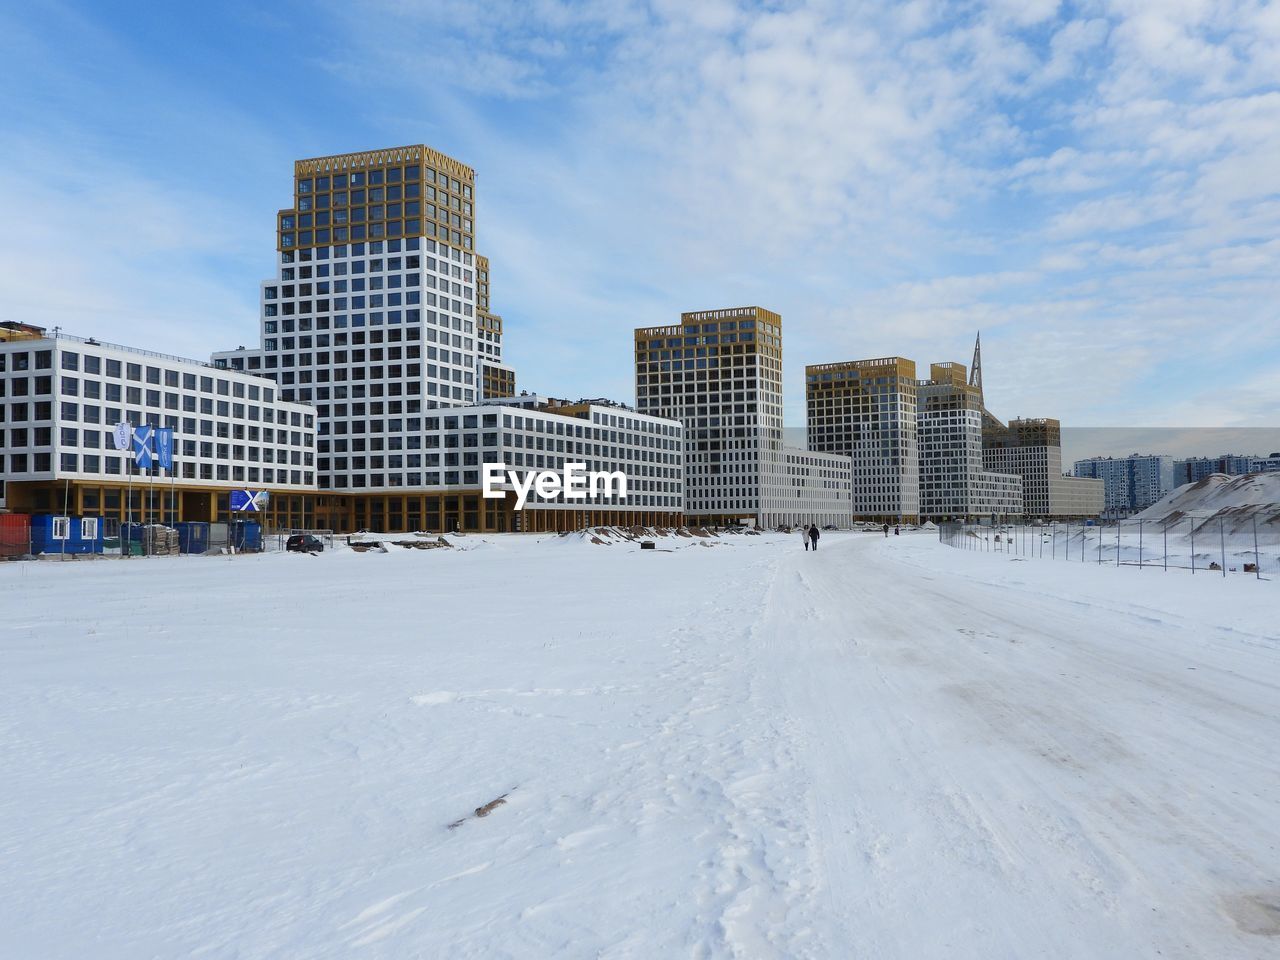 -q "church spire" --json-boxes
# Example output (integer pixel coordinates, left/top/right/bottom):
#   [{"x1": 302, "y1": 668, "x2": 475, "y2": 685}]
[{"x1": 968, "y1": 331, "x2": 983, "y2": 402}]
